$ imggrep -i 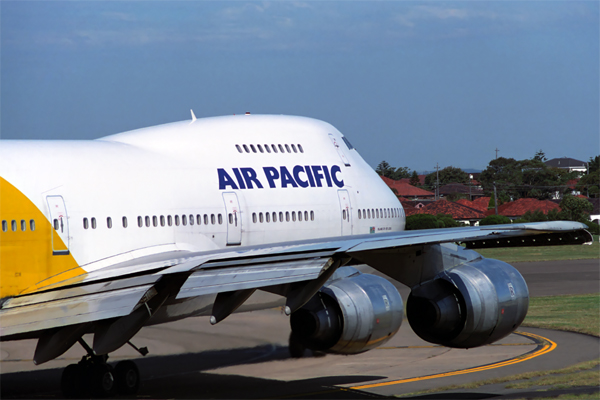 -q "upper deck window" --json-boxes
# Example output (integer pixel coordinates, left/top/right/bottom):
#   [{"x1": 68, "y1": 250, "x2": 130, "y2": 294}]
[{"x1": 342, "y1": 136, "x2": 354, "y2": 150}]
